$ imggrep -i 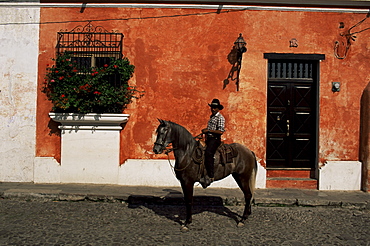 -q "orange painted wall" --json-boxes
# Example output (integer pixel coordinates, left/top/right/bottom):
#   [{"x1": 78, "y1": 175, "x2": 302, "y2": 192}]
[{"x1": 36, "y1": 7, "x2": 370, "y2": 165}]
